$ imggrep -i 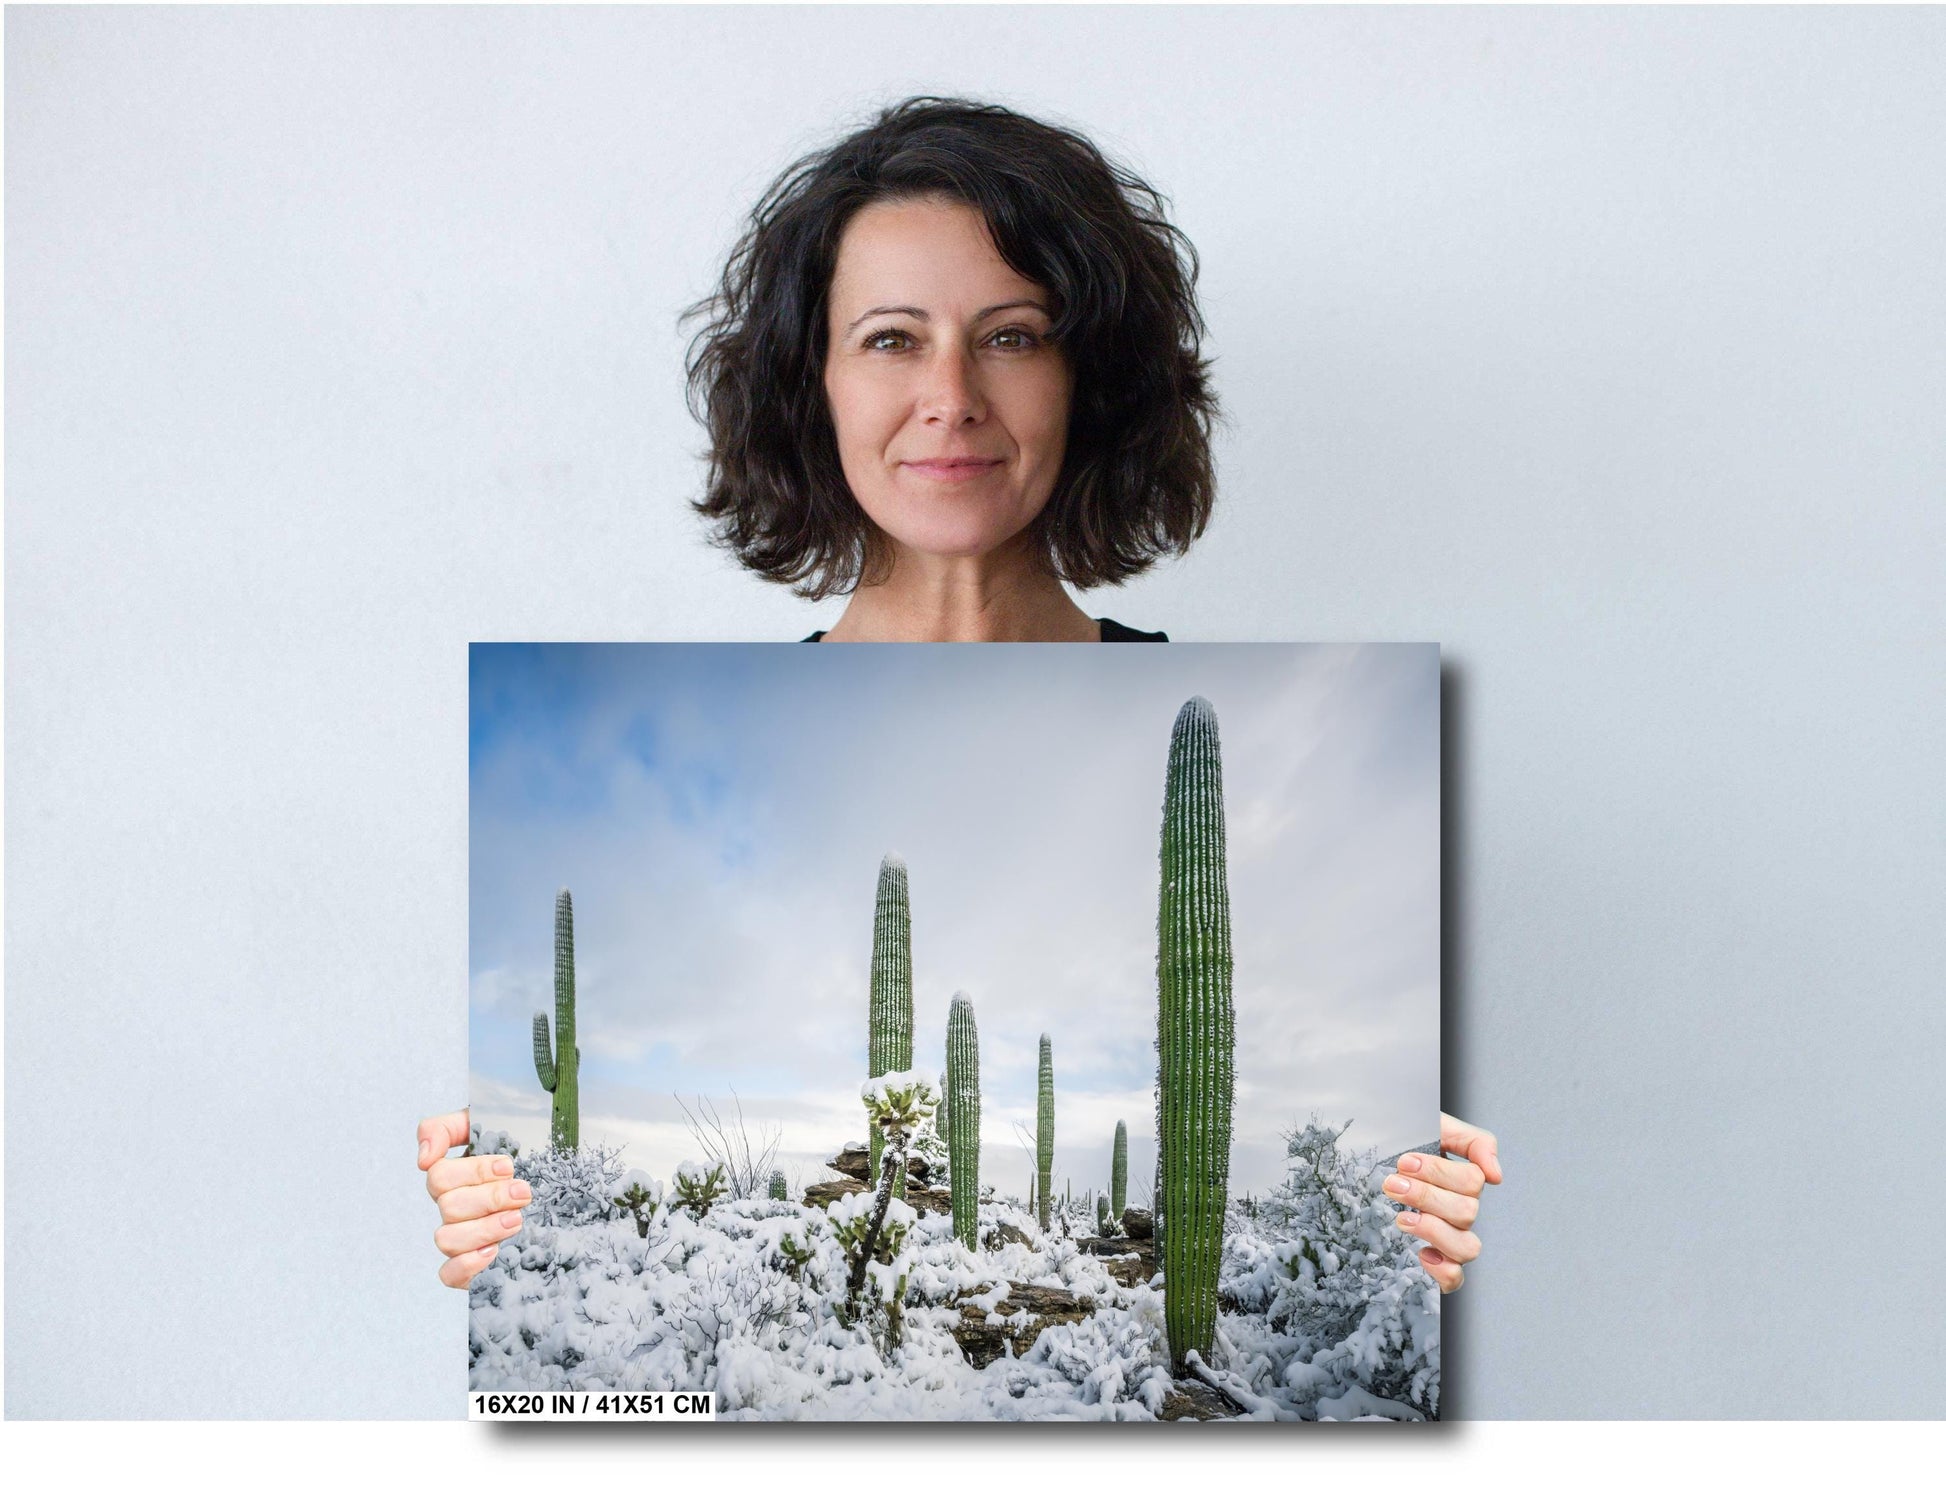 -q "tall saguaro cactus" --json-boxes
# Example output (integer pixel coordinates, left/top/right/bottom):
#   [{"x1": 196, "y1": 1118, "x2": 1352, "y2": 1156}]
[
  {"x1": 945, "y1": 993, "x2": 981, "y2": 1250},
  {"x1": 532, "y1": 887, "x2": 581, "y2": 1150},
  {"x1": 1156, "y1": 695, "x2": 1235, "y2": 1375},
  {"x1": 1036, "y1": 1034, "x2": 1055, "y2": 1232},
  {"x1": 1112, "y1": 1120, "x2": 1129, "y2": 1220},
  {"x1": 867, "y1": 854, "x2": 914, "y2": 1193}
]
